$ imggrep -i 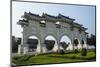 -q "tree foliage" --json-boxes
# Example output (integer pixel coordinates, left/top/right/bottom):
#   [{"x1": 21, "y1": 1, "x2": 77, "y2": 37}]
[
  {"x1": 81, "y1": 39, "x2": 84, "y2": 47},
  {"x1": 16, "y1": 38, "x2": 21, "y2": 45},
  {"x1": 59, "y1": 49, "x2": 65, "y2": 55},
  {"x1": 82, "y1": 40, "x2": 84, "y2": 45},
  {"x1": 81, "y1": 48, "x2": 87, "y2": 56},
  {"x1": 73, "y1": 39, "x2": 79, "y2": 46},
  {"x1": 27, "y1": 39, "x2": 38, "y2": 49},
  {"x1": 12, "y1": 36, "x2": 18, "y2": 53},
  {"x1": 60, "y1": 42, "x2": 69, "y2": 50},
  {"x1": 87, "y1": 34, "x2": 96, "y2": 47},
  {"x1": 45, "y1": 40, "x2": 55, "y2": 50}
]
